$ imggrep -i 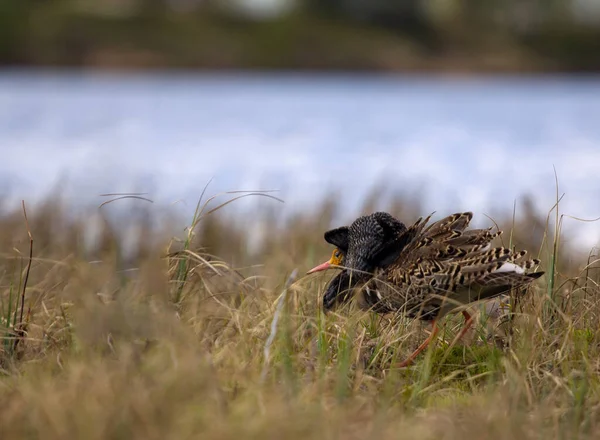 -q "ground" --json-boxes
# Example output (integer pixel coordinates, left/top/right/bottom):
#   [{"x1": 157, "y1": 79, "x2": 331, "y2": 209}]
[{"x1": 0, "y1": 191, "x2": 598, "y2": 439}]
